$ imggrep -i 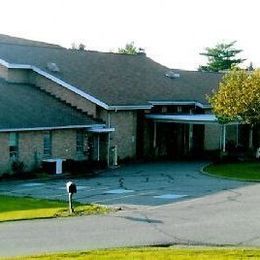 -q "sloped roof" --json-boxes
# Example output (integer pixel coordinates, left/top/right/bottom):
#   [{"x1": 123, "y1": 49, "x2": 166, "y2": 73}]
[
  {"x1": 0, "y1": 79, "x2": 100, "y2": 131},
  {"x1": 0, "y1": 34, "x2": 61, "y2": 48},
  {"x1": 0, "y1": 35, "x2": 223, "y2": 107}
]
